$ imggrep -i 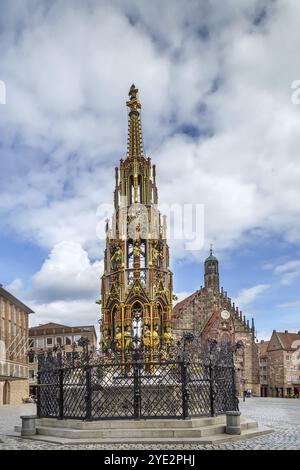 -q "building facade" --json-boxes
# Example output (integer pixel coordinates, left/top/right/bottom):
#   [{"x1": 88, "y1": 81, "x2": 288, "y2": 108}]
[
  {"x1": 173, "y1": 250, "x2": 260, "y2": 396},
  {"x1": 258, "y1": 340, "x2": 269, "y2": 397},
  {"x1": 28, "y1": 322, "x2": 97, "y2": 397},
  {"x1": 267, "y1": 330, "x2": 300, "y2": 398},
  {"x1": 100, "y1": 85, "x2": 174, "y2": 352},
  {"x1": 0, "y1": 285, "x2": 34, "y2": 405}
]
